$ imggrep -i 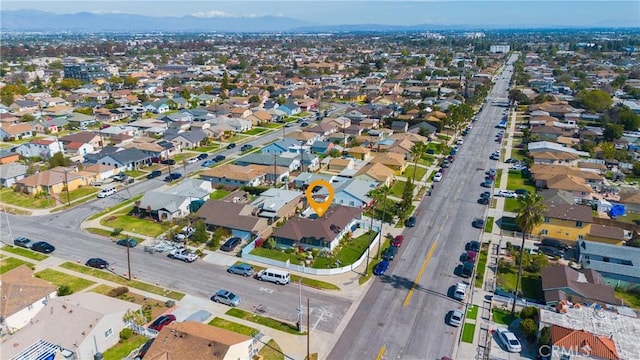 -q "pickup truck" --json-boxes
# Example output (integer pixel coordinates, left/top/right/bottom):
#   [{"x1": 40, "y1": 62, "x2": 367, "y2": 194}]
[{"x1": 168, "y1": 248, "x2": 198, "y2": 262}]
